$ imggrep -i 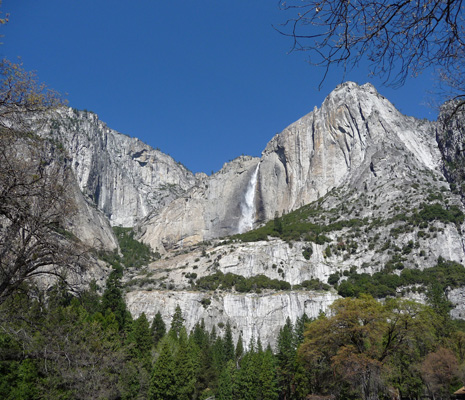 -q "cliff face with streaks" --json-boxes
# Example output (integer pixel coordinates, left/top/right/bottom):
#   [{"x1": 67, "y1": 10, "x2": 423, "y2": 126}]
[
  {"x1": 39, "y1": 108, "x2": 199, "y2": 227},
  {"x1": 25, "y1": 82, "x2": 465, "y2": 346}
]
